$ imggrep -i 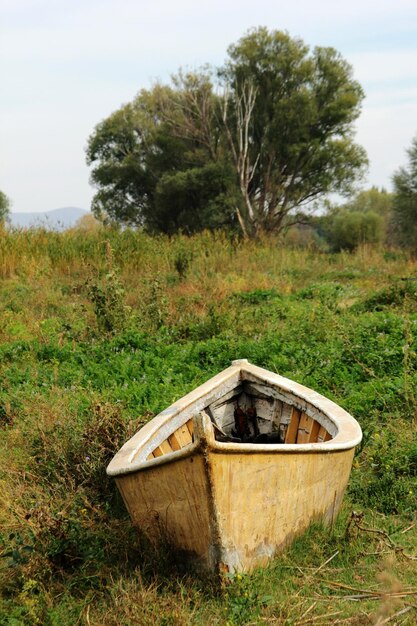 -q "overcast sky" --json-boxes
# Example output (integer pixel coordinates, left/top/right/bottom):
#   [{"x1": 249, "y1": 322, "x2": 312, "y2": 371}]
[{"x1": 1, "y1": 0, "x2": 416, "y2": 214}]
